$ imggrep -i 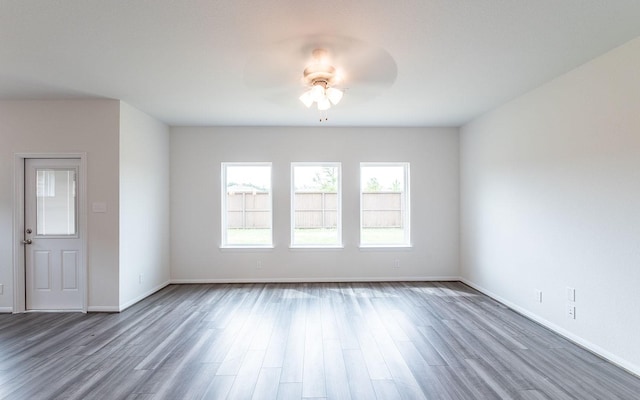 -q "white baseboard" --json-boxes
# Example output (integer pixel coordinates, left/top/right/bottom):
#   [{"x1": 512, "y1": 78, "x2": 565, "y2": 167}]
[
  {"x1": 460, "y1": 278, "x2": 640, "y2": 378},
  {"x1": 0, "y1": 307, "x2": 13, "y2": 313},
  {"x1": 88, "y1": 281, "x2": 170, "y2": 313},
  {"x1": 118, "y1": 281, "x2": 171, "y2": 312},
  {"x1": 87, "y1": 305, "x2": 120, "y2": 313},
  {"x1": 170, "y1": 276, "x2": 461, "y2": 284}
]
